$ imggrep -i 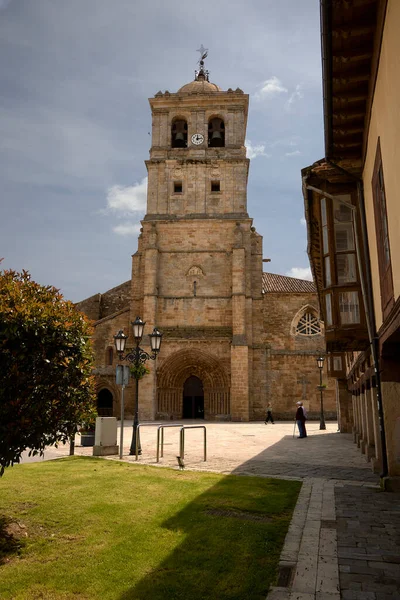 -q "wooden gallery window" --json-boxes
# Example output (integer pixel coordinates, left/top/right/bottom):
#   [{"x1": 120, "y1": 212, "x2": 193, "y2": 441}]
[
  {"x1": 372, "y1": 140, "x2": 394, "y2": 319},
  {"x1": 320, "y1": 195, "x2": 361, "y2": 327}
]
